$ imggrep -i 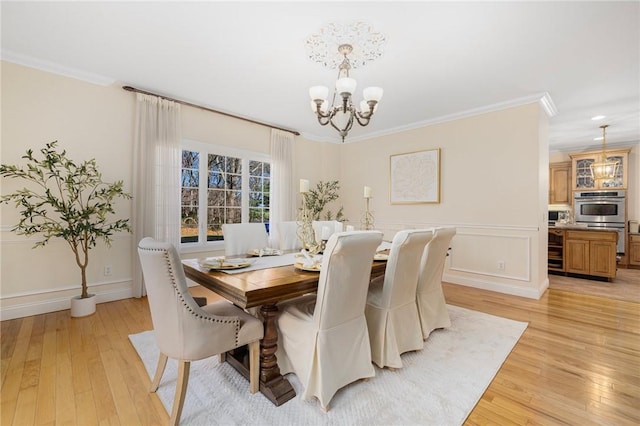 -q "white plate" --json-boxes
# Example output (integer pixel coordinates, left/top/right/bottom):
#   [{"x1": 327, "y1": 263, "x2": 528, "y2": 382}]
[
  {"x1": 374, "y1": 253, "x2": 389, "y2": 261},
  {"x1": 199, "y1": 258, "x2": 254, "y2": 270},
  {"x1": 294, "y1": 262, "x2": 321, "y2": 272},
  {"x1": 246, "y1": 248, "x2": 282, "y2": 257}
]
